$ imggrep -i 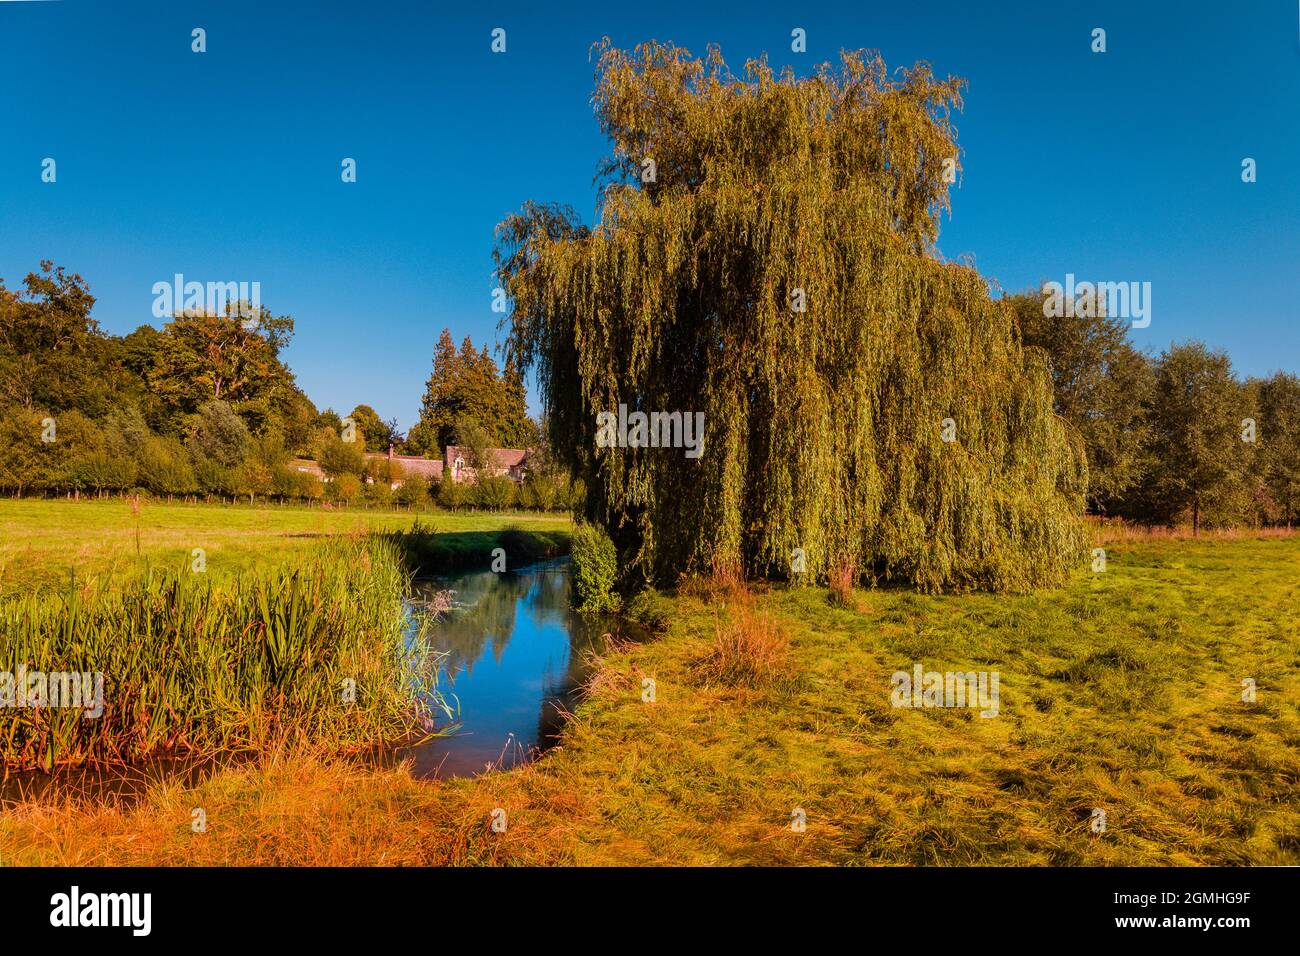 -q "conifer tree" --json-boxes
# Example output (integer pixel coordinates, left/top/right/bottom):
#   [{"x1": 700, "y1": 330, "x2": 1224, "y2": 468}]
[{"x1": 407, "y1": 328, "x2": 532, "y2": 454}]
